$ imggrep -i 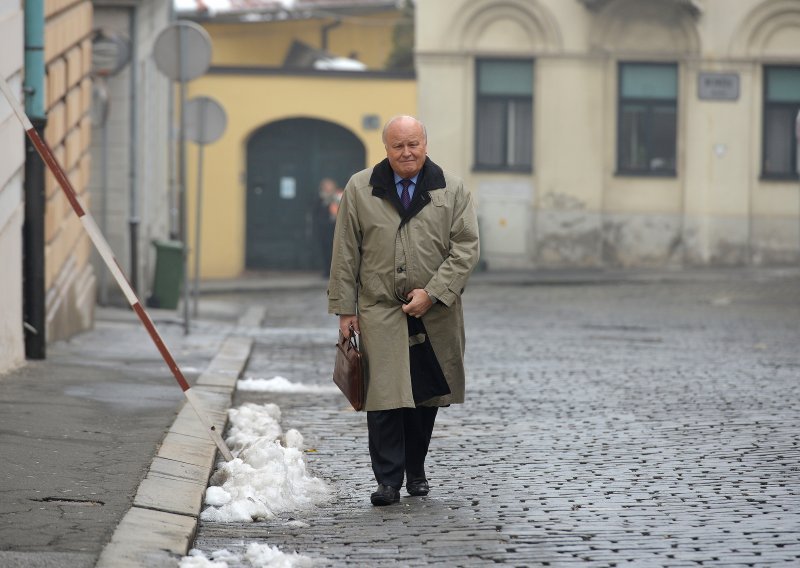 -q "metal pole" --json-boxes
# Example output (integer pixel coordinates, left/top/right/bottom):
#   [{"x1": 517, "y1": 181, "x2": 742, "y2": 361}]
[
  {"x1": 168, "y1": 86, "x2": 178, "y2": 239},
  {"x1": 128, "y1": 6, "x2": 140, "y2": 295},
  {"x1": 795, "y1": 110, "x2": 800, "y2": 258},
  {"x1": 192, "y1": 141, "x2": 205, "y2": 318},
  {"x1": 167, "y1": 0, "x2": 179, "y2": 241},
  {"x1": 23, "y1": 0, "x2": 46, "y2": 359},
  {"x1": 99, "y1": 111, "x2": 109, "y2": 305},
  {"x1": 178, "y1": 26, "x2": 190, "y2": 334},
  {"x1": 23, "y1": 118, "x2": 47, "y2": 359},
  {"x1": 0, "y1": 75, "x2": 234, "y2": 462}
]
